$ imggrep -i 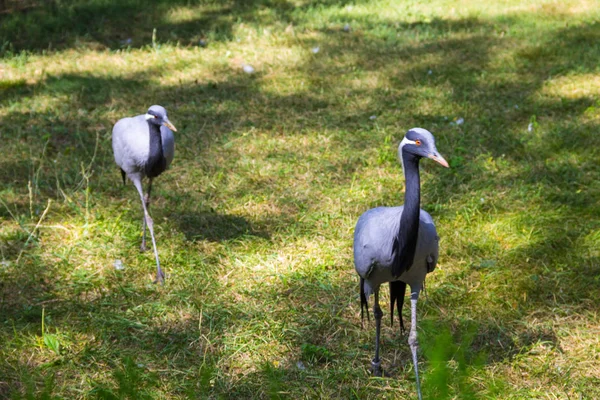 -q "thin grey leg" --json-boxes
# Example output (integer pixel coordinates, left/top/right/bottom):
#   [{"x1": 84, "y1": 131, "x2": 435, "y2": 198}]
[
  {"x1": 132, "y1": 177, "x2": 164, "y2": 284},
  {"x1": 372, "y1": 289, "x2": 383, "y2": 376},
  {"x1": 140, "y1": 179, "x2": 153, "y2": 252},
  {"x1": 408, "y1": 289, "x2": 422, "y2": 400}
]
